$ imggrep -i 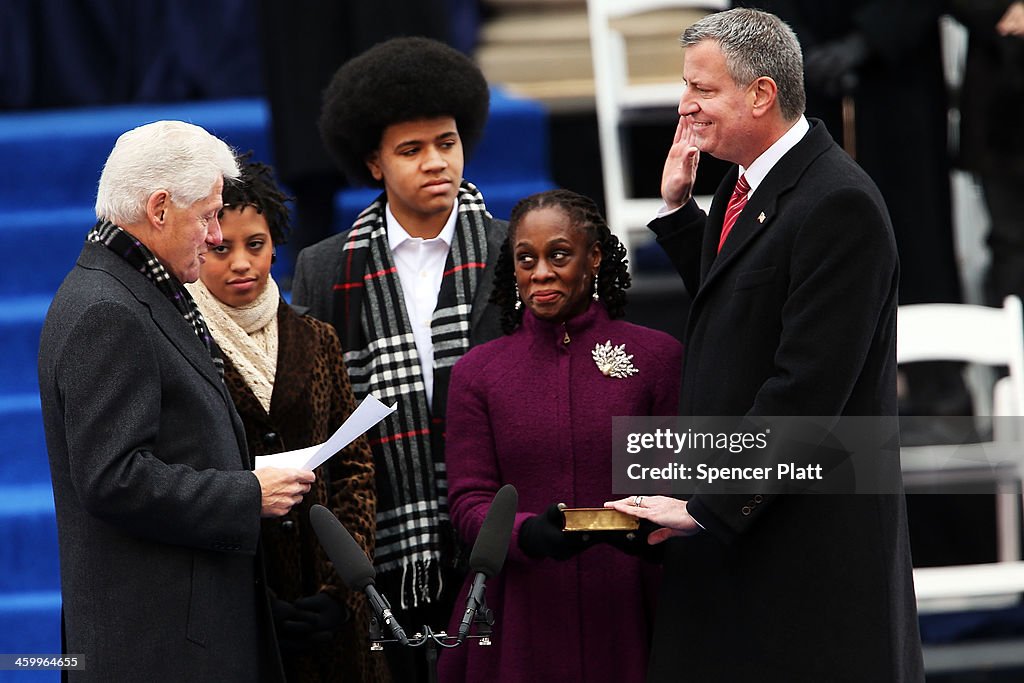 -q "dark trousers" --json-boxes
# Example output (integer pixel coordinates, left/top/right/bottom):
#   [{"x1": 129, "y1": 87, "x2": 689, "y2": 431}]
[{"x1": 982, "y1": 171, "x2": 1024, "y2": 307}]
